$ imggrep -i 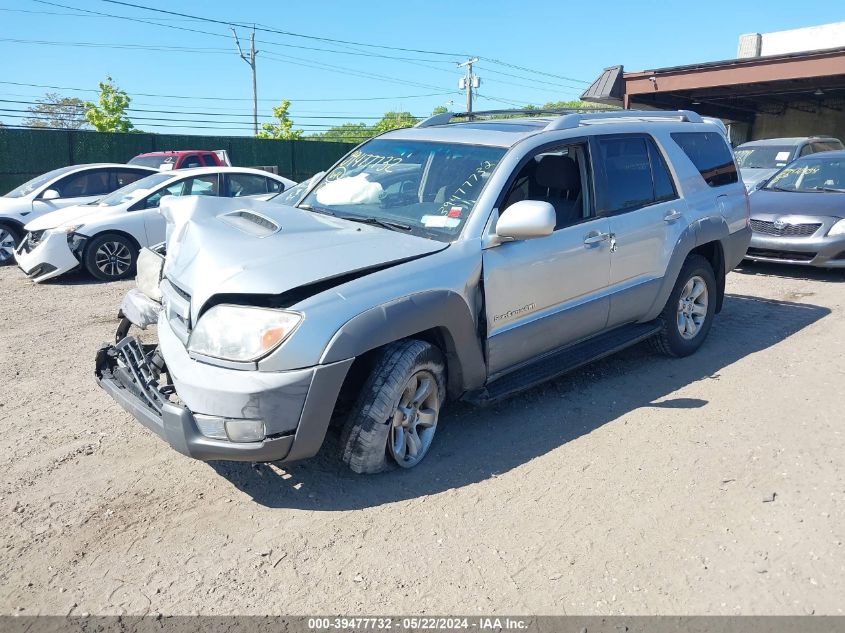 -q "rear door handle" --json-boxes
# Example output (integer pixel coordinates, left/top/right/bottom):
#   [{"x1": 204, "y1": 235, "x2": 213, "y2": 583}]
[
  {"x1": 664, "y1": 209, "x2": 682, "y2": 222},
  {"x1": 584, "y1": 231, "x2": 610, "y2": 245}
]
